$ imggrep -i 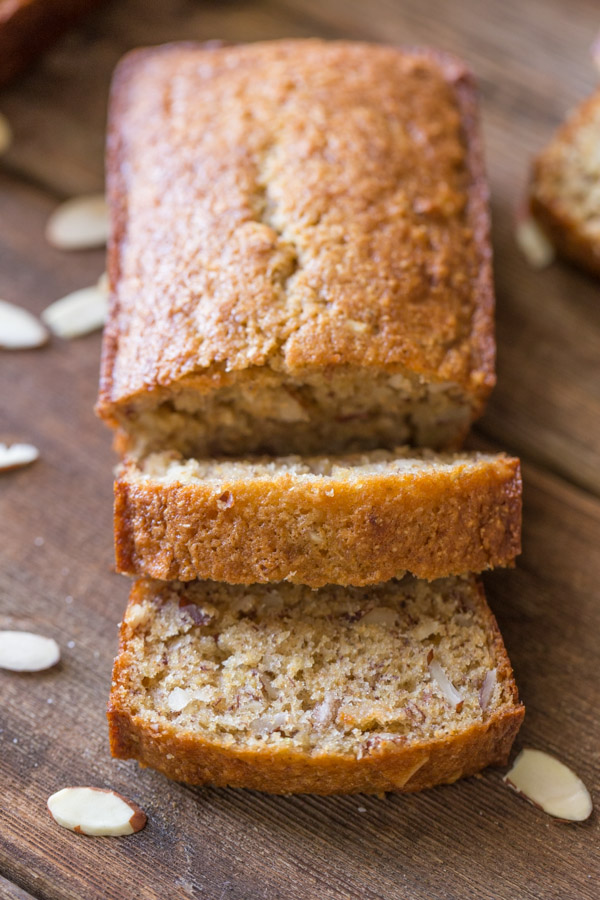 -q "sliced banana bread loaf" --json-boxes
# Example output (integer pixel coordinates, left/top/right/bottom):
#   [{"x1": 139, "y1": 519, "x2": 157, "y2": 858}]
[
  {"x1": 108, "y1": 575, "x2": 524, "y2": 794},
  {"x1": 115, "y1": 448, "x2": 521, "y2": 586},
  {"x1": 97, "y1": 39, "x2": 495, "y2": 457},
  {"x1": 530, "y1": 89, "x2": 600, "y2": 276}
]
